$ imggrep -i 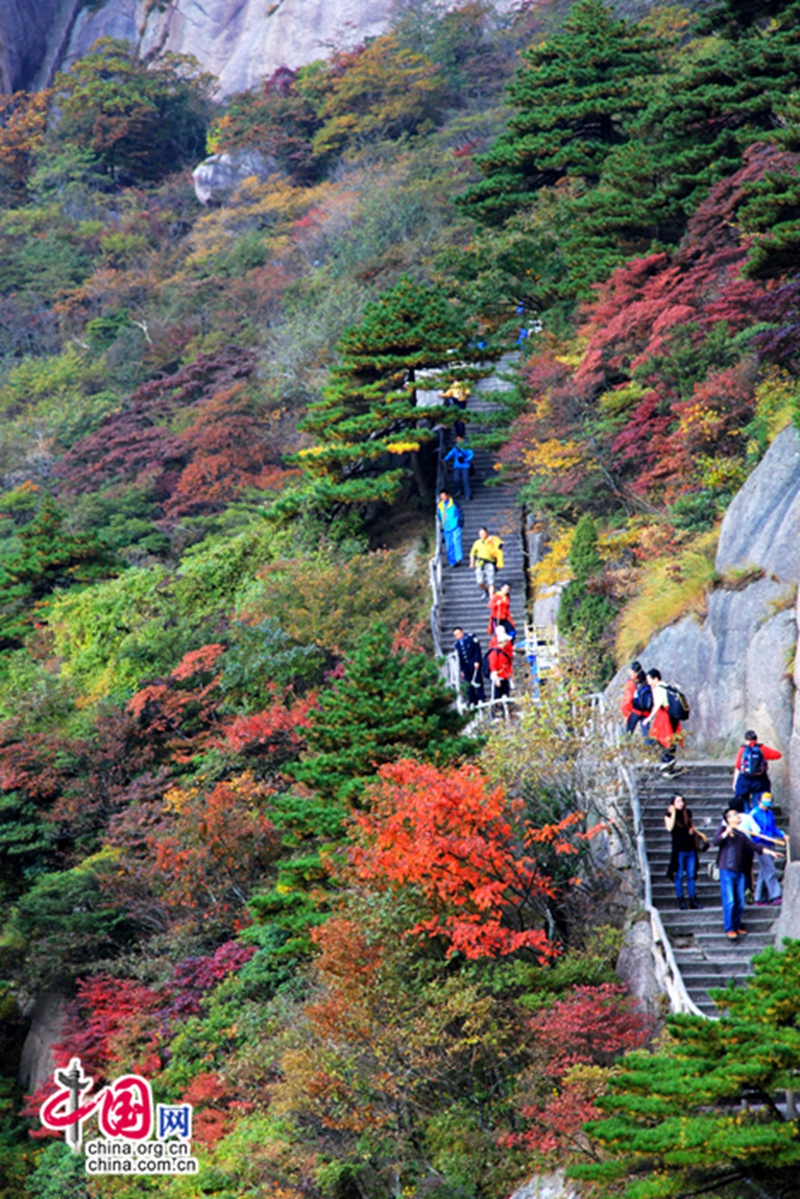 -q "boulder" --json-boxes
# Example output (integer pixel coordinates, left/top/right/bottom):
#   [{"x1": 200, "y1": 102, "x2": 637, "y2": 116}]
[
  {"x1": 192, "y1": 150, "x2": 278, "y2": 206},
  {"x1": 616, "y1": 918, "x2": 663, "y2": 1020},
  {"x1": 509, "y1": 1171, "x2": 581, "y2": 1199}
]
